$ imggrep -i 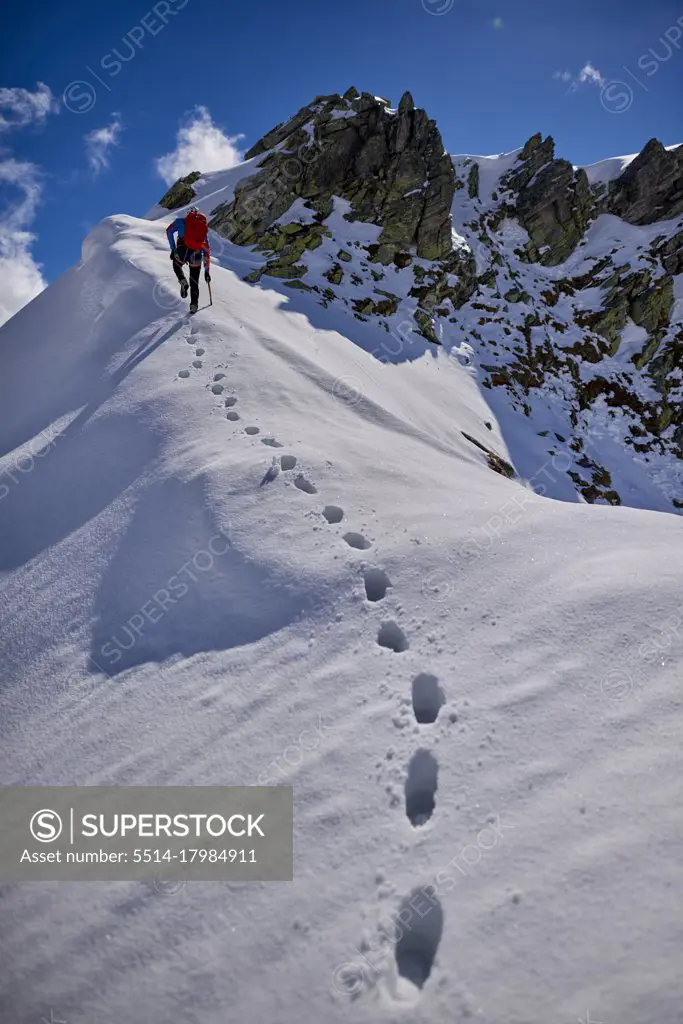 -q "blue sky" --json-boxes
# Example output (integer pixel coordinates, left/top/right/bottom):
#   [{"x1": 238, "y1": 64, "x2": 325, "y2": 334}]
[{"x1": 1, "y1": 0, "x2": 681, "y2": 324}]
